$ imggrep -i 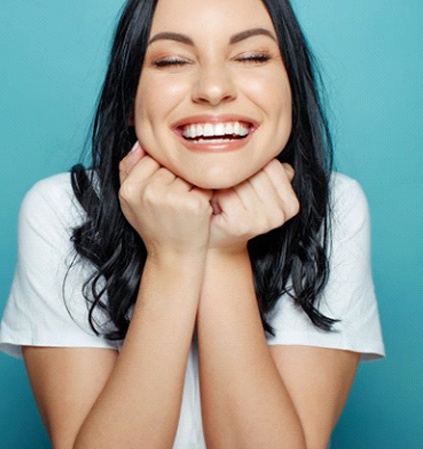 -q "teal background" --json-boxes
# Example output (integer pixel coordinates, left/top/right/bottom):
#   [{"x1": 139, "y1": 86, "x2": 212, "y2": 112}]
[{"x1": 0, "y1": 1, "x2": 422, "y2": 447}]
